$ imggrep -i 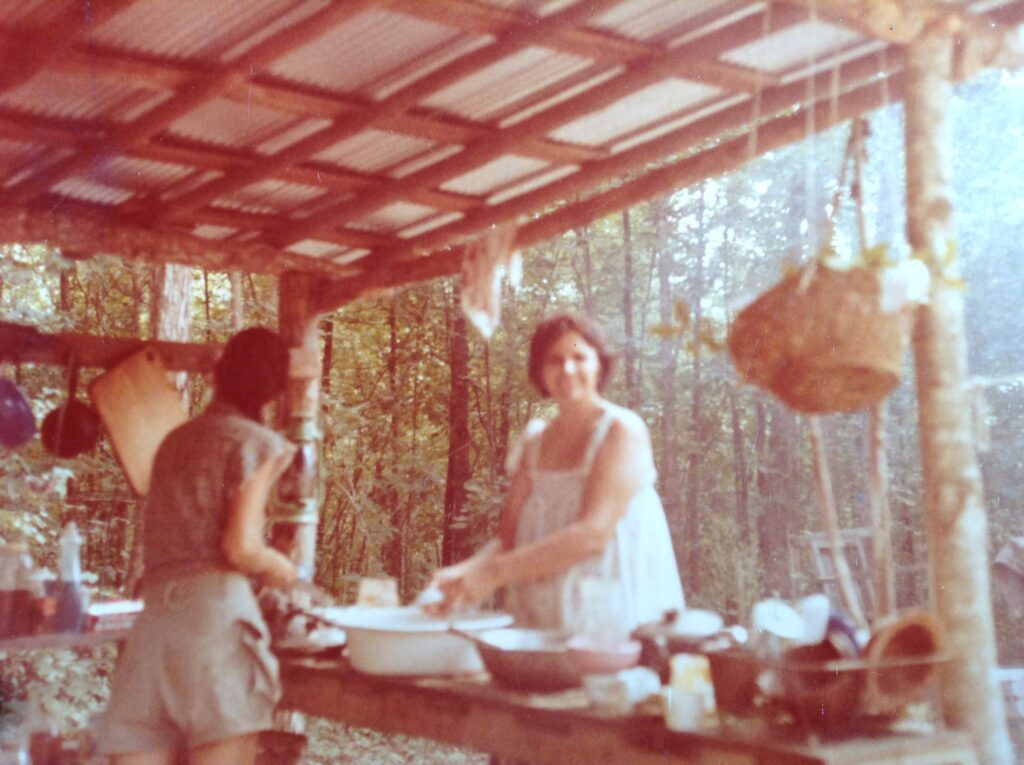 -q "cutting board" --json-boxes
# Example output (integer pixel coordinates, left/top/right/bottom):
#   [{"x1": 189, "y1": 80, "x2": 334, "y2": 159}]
[{"x1": 89, "y1": 345, "x2": 188, "y2": 496}]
